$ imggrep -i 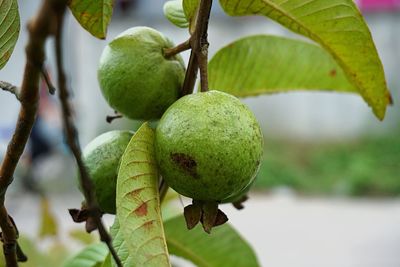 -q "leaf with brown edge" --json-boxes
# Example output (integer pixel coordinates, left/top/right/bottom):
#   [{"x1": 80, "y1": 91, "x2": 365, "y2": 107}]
[
  {"x1": 218, "y1": 0, "x2": 391, "y2": 120},
  {"x1": 0, "y1": 0, "x2": 20, "y2": 69},
  {"x1": 115, "y1": 122, "x2": 171, "y2": 267},
  {"x1": 68, "y1": 0, "x2": 114, "y2": 39}
]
